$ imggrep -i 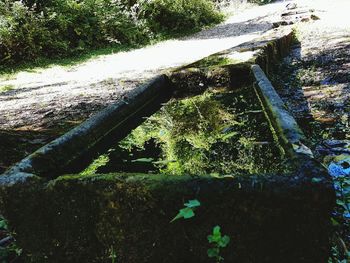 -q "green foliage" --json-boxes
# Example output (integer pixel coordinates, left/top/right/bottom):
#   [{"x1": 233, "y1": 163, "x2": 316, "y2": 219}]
[
  {"x1": 0, "y1": 216, "x2": 22, "y2": 263},
  {"x1": 139, "y1": 0, "x2": 223, "y2": 34},
  {"x1": 170, "y1": 199, "x2": 230, "y2": 261},
  {"x1": 170, "y1": 199, "x2": 201, "y2": 222},
  {"x1": 109, "y1": 247, "x2": 117, "y2": 263},
  {"x1": 118, "y1": 89, "x2": 284, "y2": 176},
  {"x1": 207, "y1": 225, "x2": 230, "y2": 262},
  {"x1": 0, "y1": 0, "x2": 223, "y2": 66},
  {"x1": 0, "y1": 217, "x2": 8, "y2": 230},
  {"x1": 80, "y1": 154, "x2": 110, "y2": 176},
  {"x1": 0, "y1": 85, "x2": 14, "y2": 93}
]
